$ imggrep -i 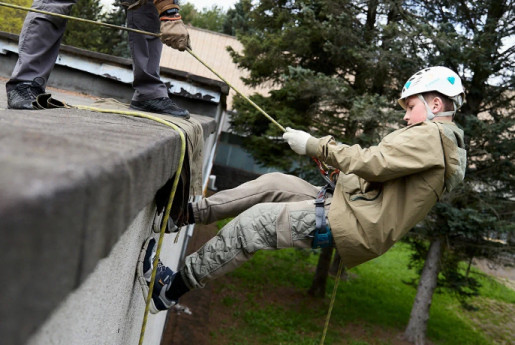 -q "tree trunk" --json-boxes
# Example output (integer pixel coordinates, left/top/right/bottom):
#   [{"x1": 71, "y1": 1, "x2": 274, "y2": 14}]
[
  {"x1": 404, "y1": 238, "x2": 443, "y2": 345},
  {"x1": 308, "y1": 247, "x2": 334, "y2": 297},
  {"x1": 353, "y1": 0, "x2": 378, "y2": 94}
]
